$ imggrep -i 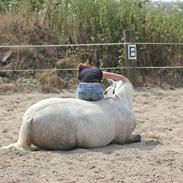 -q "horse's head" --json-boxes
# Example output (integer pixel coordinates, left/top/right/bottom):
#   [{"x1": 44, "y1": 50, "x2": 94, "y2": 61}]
[{"x1": 104, "y1": 80, "x2": 134, "y2": 109}]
